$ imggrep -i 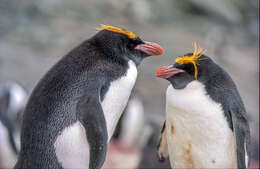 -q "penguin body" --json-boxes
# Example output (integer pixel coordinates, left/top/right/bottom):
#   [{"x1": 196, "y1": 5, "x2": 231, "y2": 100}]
[
  {"x1": 0, "y1": 80, "x2": 27, "y2": 125},
  {"x1": 157, "y1": 44, "x2": 250, "y2": 169},
  {"x1": 15, "y1": 25, "x2": 163, "y2": 169},
  {"x1": 54, "y1": 60, "x2": 137, "y2": 169},
  {"x1": 165, "y1": 81, "x2": 236, "y2": 168}
]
